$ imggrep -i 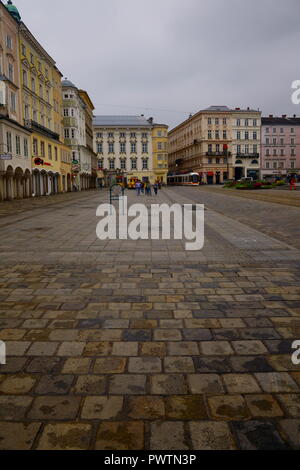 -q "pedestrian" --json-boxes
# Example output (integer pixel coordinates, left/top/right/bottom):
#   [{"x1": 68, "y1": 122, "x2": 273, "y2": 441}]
[
  {"x1": 290, "y1": 177, "x2": 297, "y2": 191},
  {"x1": 135, "y1": 181, "x2": 141, "y2": 196},
  {"x1": 154, "y1": 182, "x2": 158, "y2": 196}
]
